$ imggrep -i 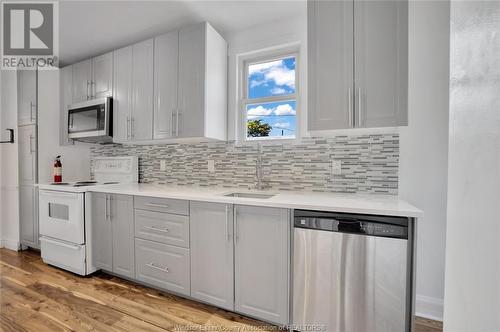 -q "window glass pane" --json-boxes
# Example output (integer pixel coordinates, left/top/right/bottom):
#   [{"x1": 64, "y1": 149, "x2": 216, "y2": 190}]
[
  {"x1": 246, "y1": 100, "x2": 296, "y2": 139},
  {"x1": 247, "y1": 57, "x2": 296, "y2": 99}
]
